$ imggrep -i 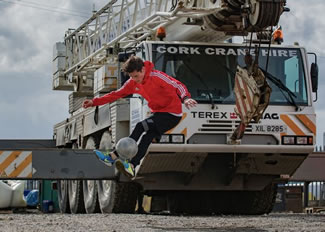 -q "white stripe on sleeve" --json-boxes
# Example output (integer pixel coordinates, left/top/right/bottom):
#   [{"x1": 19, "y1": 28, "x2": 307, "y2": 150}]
[{"x1": 152, "y1": 71, "x2": 186, "y2": 98}]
